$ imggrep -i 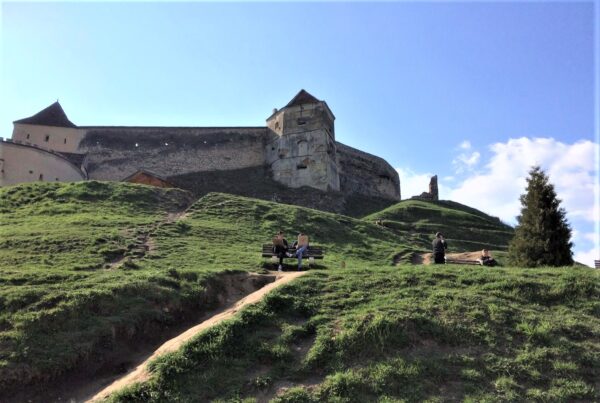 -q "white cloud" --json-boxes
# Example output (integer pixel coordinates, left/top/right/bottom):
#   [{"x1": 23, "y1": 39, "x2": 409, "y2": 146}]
[
  {"x1": 459, "y1": 140, "x2": 472, "y2": 150},
  {"x1": 395, "y1": 167, "x2": 453, "y2": 200},
  {"x1": 452, "y1": 151, "x2": 481, "y2": 172},
  {"x1": 574, "y1": 246, "x2": 600, "y2": 268},
  {"x1": 449, "y1": 137, "x2": 599, "y2": 225},
  {"x1": 395, "y1": 168, "x2": 434, "y2": 199},
  {"x1": 452, "y1": 140, "x2": 480, "y2": 173}
]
